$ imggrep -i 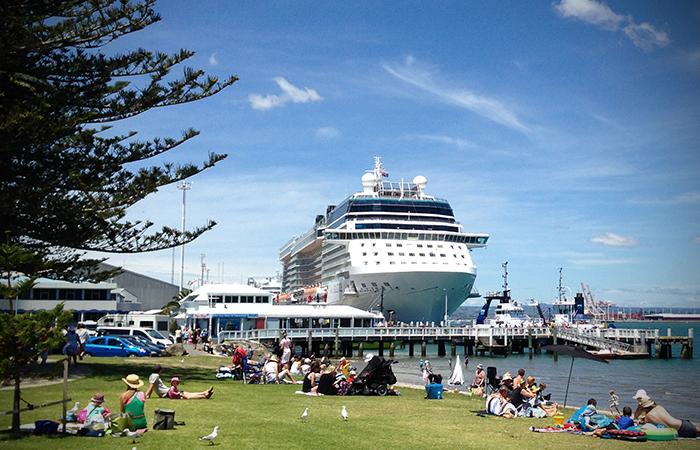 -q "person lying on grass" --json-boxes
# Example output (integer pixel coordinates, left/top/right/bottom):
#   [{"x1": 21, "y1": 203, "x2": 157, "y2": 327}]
[{"x1": 145, "y1": 364, "x2": 213, "y2": 399}]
